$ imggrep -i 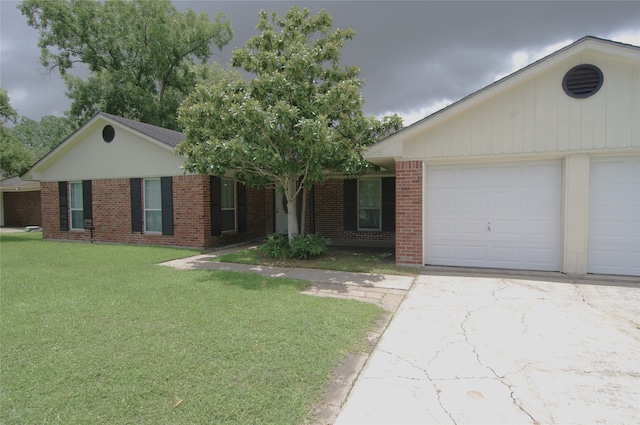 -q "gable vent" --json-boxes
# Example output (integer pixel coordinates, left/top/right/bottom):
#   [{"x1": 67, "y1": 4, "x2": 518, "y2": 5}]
[
  {"x1": 562, "y1": 64, "x2": 603, "y2": 99},
  {"x1": 102, "y1": 125, "x2": 115, "y2": 143}
]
